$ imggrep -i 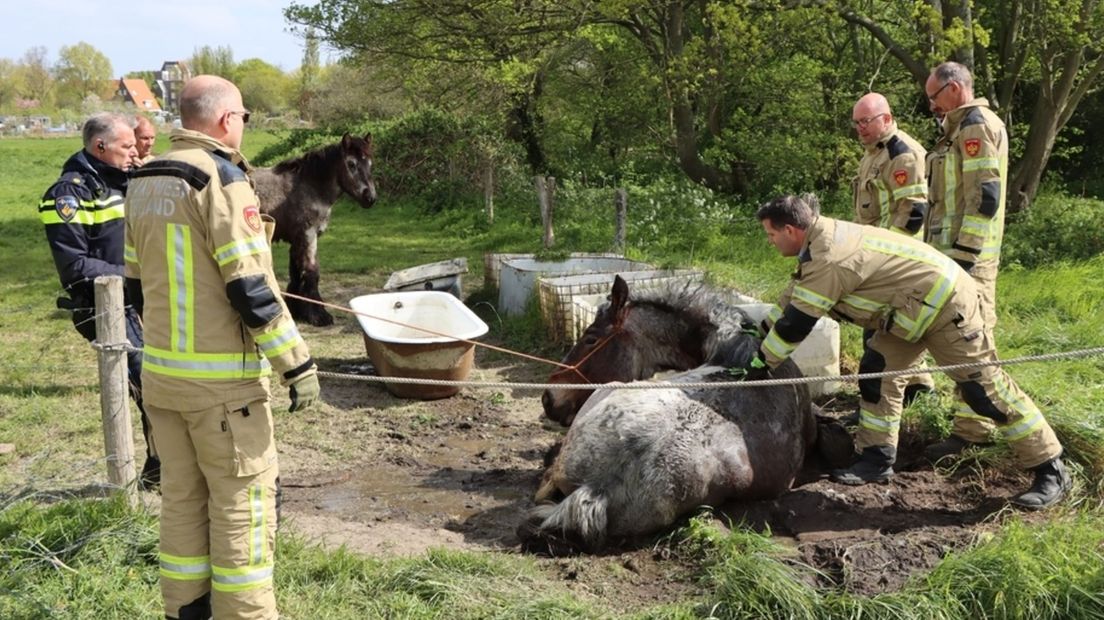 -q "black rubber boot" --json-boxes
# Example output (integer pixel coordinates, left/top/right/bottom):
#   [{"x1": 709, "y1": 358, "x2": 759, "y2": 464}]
[
  {"x1": 139, "y1": 456, "x2": 161, "y2": 491},
  {"x1": 903, "y1": 383, "x2": 935, "y2": 408},
  {"x1": 831, "y1": 446, "x2": 895, "y2": 485},
  {"x1": 1011, "y1": 457, "x2": 1071, "y2": 510},
  {"x1": 924, "y1": 435, "x2": 989, "y2": 464}
]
